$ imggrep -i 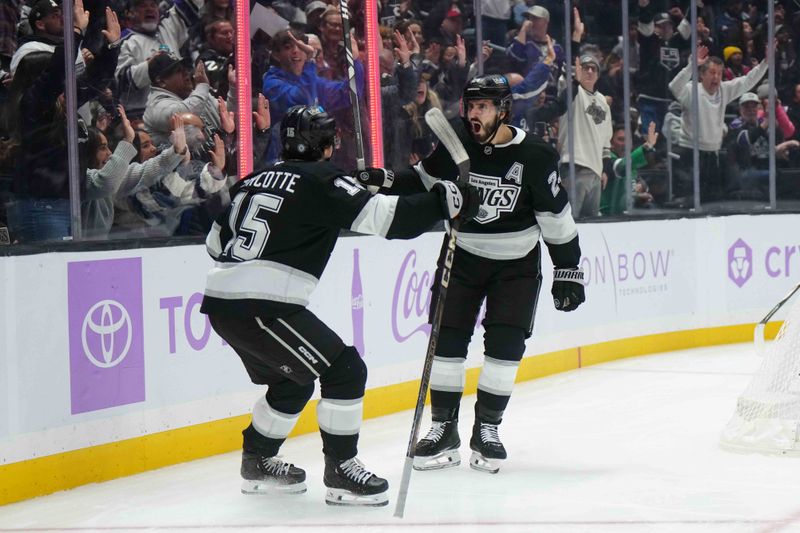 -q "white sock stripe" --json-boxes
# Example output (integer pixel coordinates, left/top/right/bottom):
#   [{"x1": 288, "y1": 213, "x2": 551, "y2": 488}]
[
  {"x1": 317, "y1": 398, "x2": 363, "y2": 436},
  {"x1": 483, "y1": 355, "x2": 521, "y2": 367},
  {"x1": 251, "y1": 396, "x2": 300, "y2": 439},
  {"x1": 477, "y1": 357, "x2": 520, "y2": 396},
  {"x1": 430, "y1": 357, "x2": 465, "y2": 393},
  {"x1": 276, "y1": 318, "x2": 332, "y2": 367},
  {"x1": 255, "y1": 317, "x2": 320, "y2": 378}
]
